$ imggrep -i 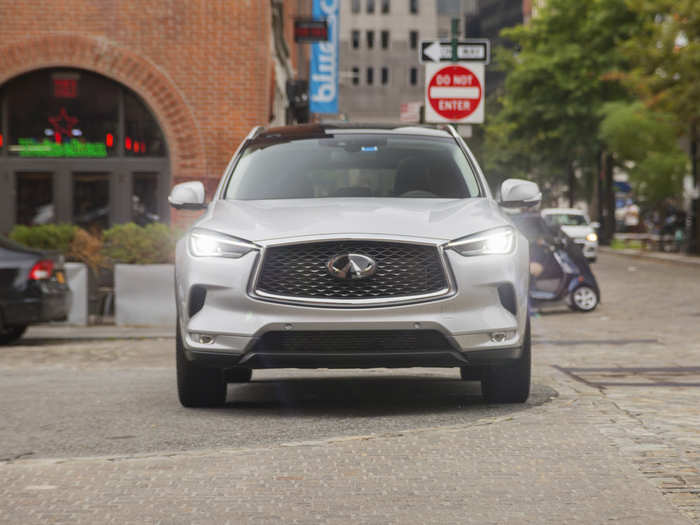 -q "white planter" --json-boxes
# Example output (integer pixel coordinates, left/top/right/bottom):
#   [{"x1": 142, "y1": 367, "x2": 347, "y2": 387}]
[
  {"x1": 114, "y1": 264, "x2": 175, "y2": 327},
  {"x1": 64, "y1": 262, "x2": 88, "y2": 325}
]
